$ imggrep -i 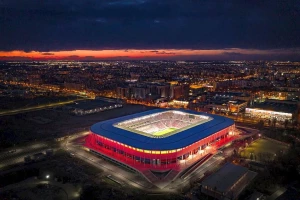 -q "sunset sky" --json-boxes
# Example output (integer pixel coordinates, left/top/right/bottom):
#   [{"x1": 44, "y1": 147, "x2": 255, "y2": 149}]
[{"x1": 1, "y1": 0, "x2": 300, "y2": 60}]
